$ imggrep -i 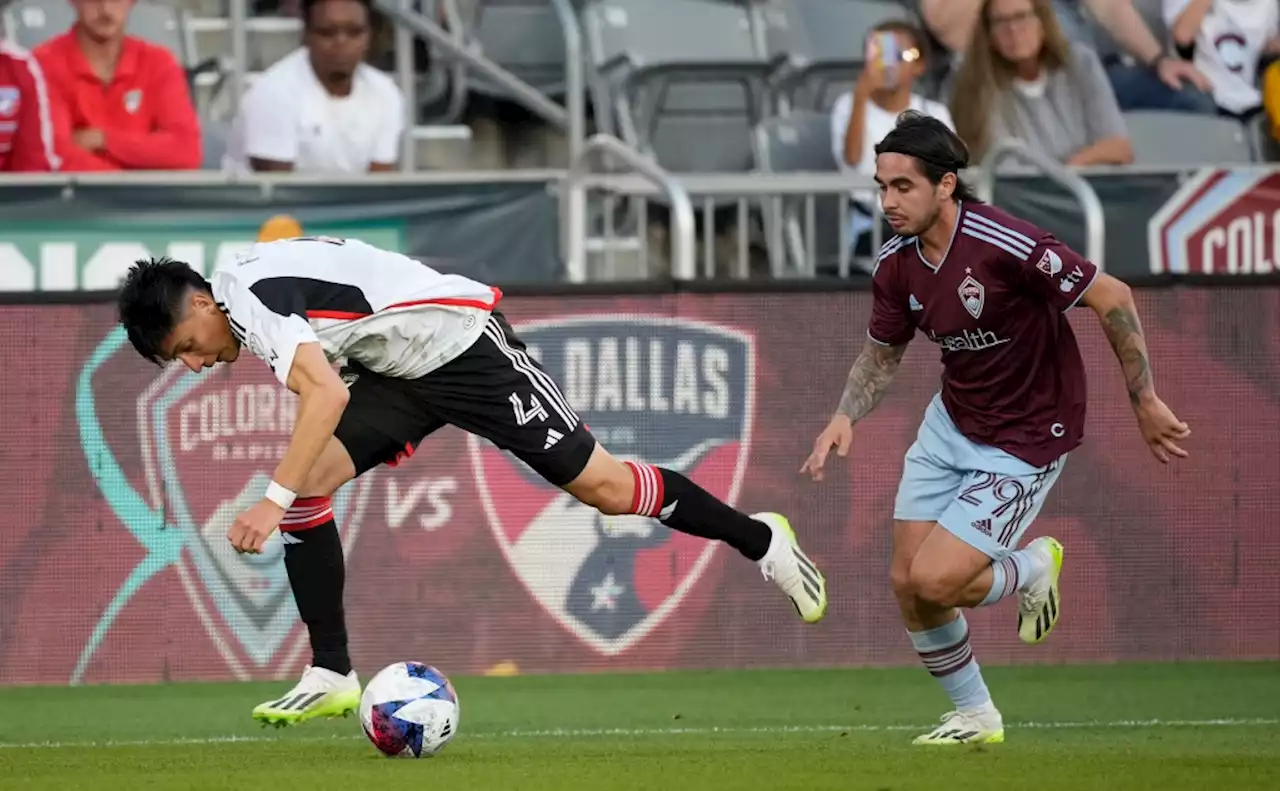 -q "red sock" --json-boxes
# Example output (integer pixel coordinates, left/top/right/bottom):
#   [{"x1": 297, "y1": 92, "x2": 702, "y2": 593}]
[{"x1": 280, "y1": 496, "x2": 334, "y2": 532}]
